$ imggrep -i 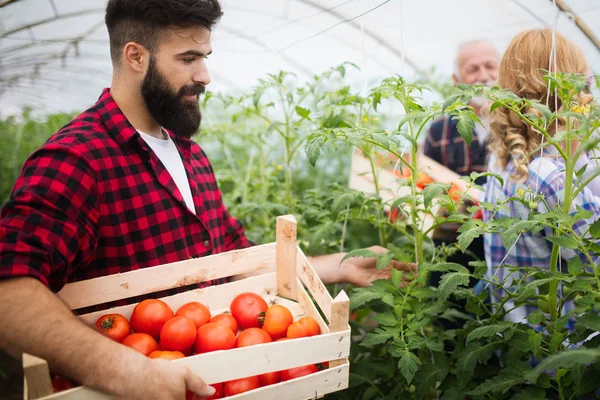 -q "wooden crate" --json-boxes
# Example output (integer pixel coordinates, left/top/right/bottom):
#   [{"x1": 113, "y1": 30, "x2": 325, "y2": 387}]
[{"x1": 23, "y1": 215, "x2": 351, "y2": 400}]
